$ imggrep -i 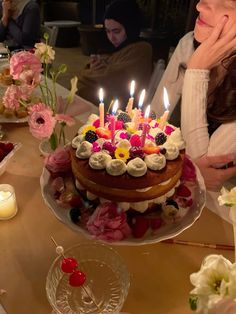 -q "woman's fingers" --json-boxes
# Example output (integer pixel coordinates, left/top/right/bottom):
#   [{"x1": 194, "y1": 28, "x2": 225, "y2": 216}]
[{"x1": 207, "y1": 15, "x2": 228, "y2": 45}]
